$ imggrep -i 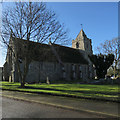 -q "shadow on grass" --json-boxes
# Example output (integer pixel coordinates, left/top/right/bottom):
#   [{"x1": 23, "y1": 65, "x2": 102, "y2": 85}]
[{"x1": 16, "y1": 86, "x2": 119, "y2": 95}]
